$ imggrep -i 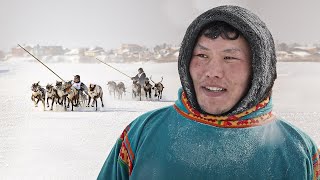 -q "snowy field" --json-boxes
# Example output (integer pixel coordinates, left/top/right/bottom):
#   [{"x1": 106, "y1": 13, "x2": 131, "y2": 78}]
[{"x1": 0, "y1": 58, "x2": 319, "y2": 179}]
